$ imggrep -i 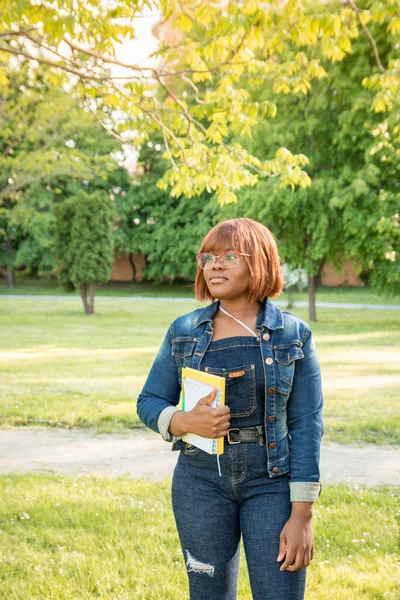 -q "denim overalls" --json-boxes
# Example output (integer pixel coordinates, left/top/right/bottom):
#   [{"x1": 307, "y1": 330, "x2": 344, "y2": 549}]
[{"x1": 172, "y1": 332, "x2": 307, "y2": 600}]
